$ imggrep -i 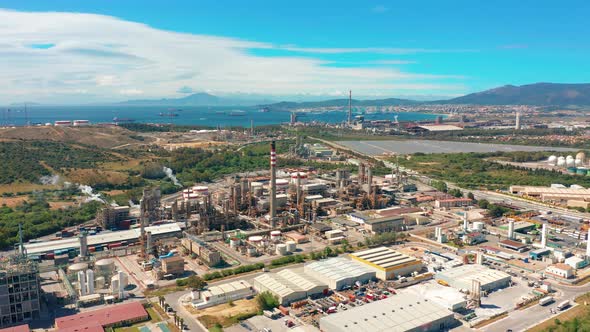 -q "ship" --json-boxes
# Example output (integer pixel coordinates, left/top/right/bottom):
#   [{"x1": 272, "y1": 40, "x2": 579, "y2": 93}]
[
  {"x1": 159, "y1": 112, "x2": 179, "y2": 117},
  {"x1": 112, "y1": 117, "x2": 135, "y2": 123},
  {"x1": 259, "y1": 107, "x2": 270, "y2": 113},
  {"x1": 229, "y1": 110, "x2": 246, "y2": 116}
]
